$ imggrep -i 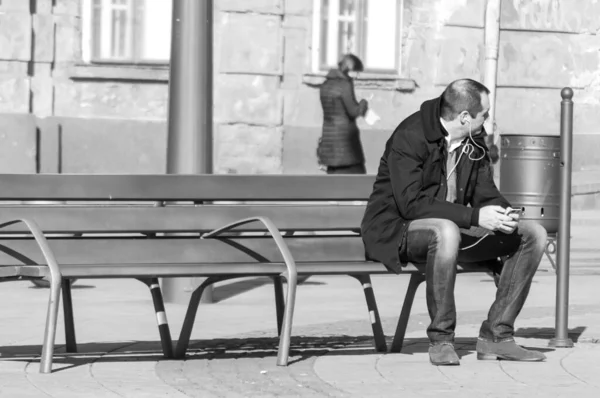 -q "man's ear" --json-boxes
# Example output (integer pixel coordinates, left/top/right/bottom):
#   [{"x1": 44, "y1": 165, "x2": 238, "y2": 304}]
[{"x1": 459, "y1": 111, "x2": 470, "y2": 125}]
